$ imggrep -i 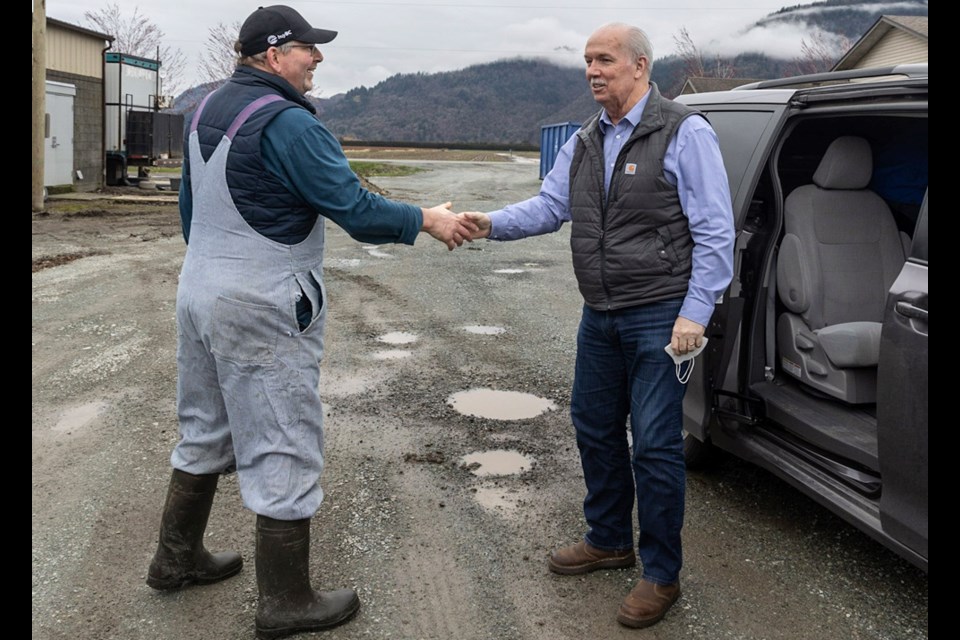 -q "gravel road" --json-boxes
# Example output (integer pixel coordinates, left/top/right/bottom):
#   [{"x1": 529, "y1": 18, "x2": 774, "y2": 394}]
[{"x1": 32, "y1": 155, "x2": 928, "y2": 640}]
